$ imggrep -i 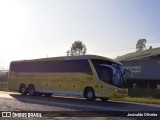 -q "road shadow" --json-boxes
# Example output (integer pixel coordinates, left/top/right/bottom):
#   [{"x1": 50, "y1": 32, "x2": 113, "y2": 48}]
[
  {"x1": 5, "y1": 93, "x2": 160, "y2": 118},
  {"x1": 8, "y1": 93, "x2": 160, "y2": 111}
]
